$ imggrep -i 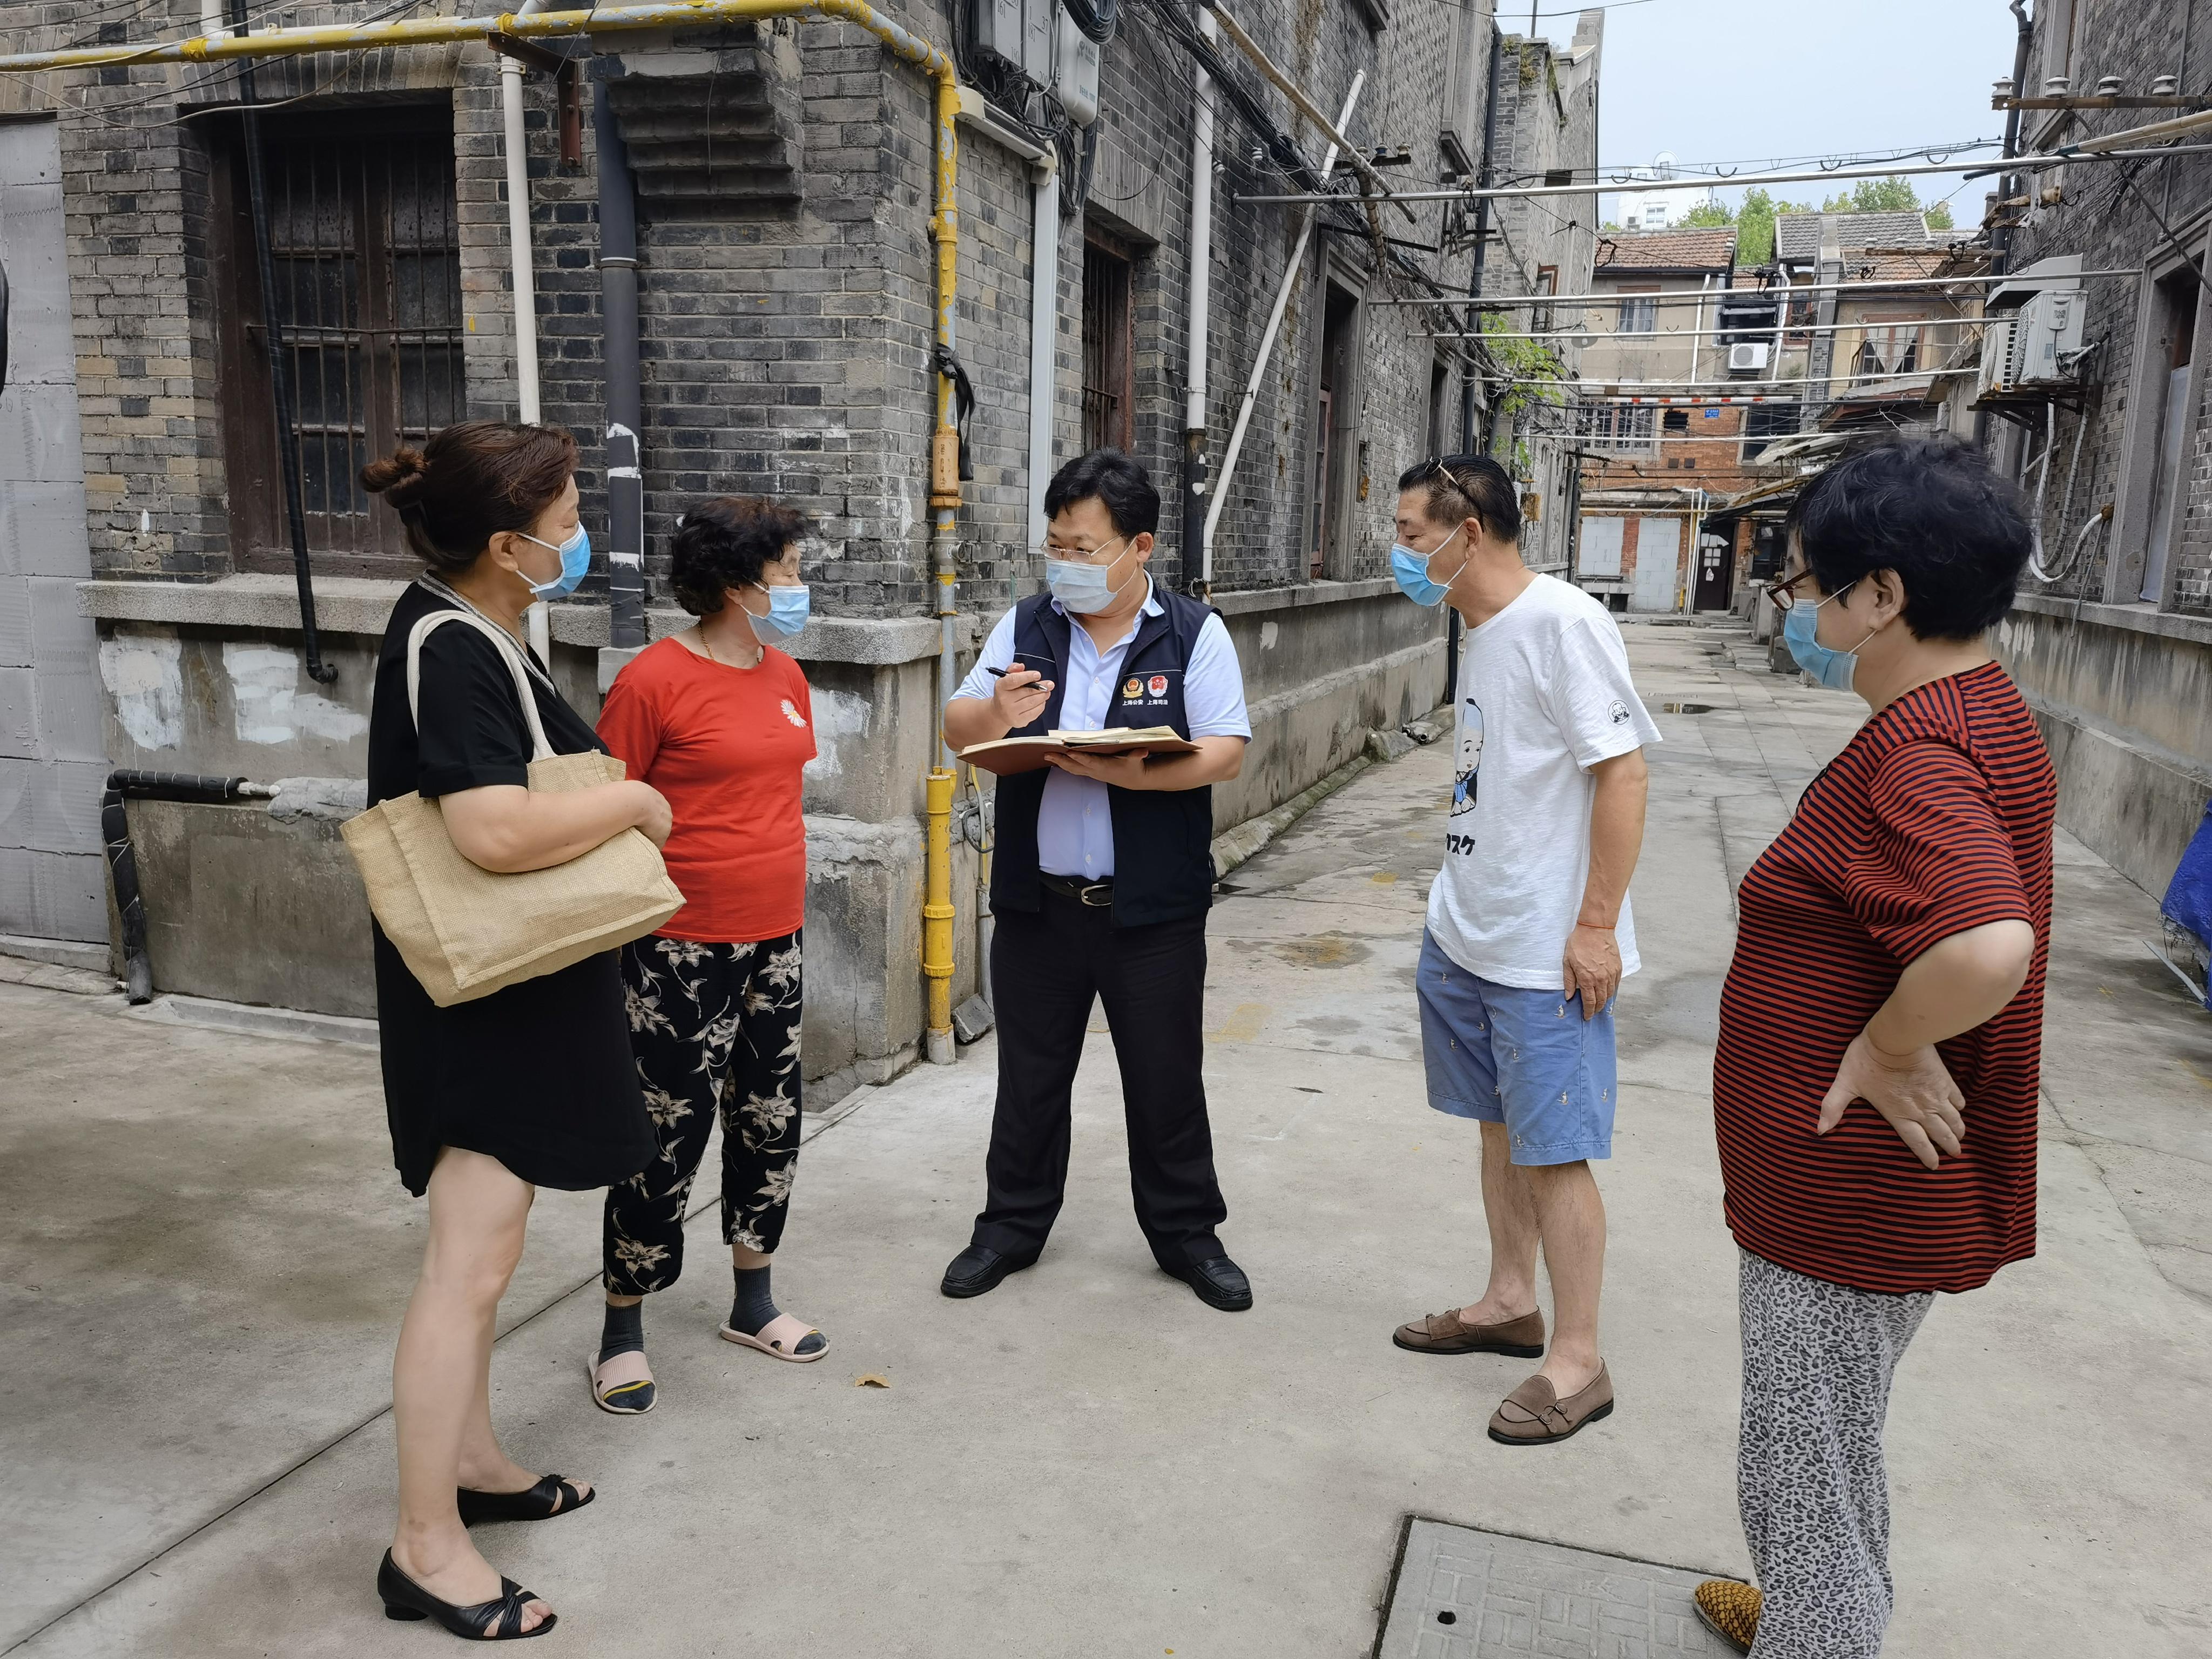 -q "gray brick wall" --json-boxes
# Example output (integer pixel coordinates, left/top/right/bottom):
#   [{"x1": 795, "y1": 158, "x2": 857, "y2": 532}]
[
  {"x1": 2008, "y1": 0, "x2": 2212, "y2": 614},
  {"x1": 14, "y1": 0, "x2": 1599, "y2": 612}
]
